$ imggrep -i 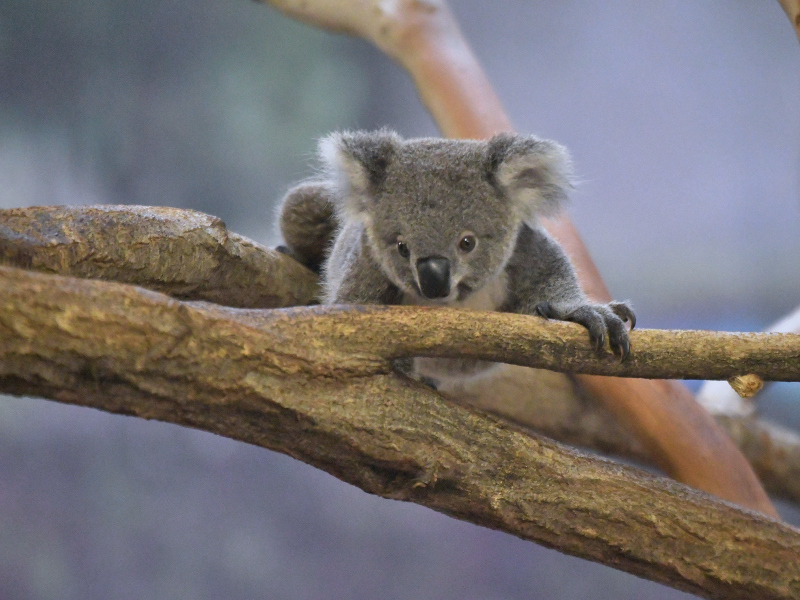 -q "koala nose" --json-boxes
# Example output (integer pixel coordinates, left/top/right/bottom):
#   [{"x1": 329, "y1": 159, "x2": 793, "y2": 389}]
[{"x1": 416, "y1": 256, "x2": 451, "y2": 299}]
